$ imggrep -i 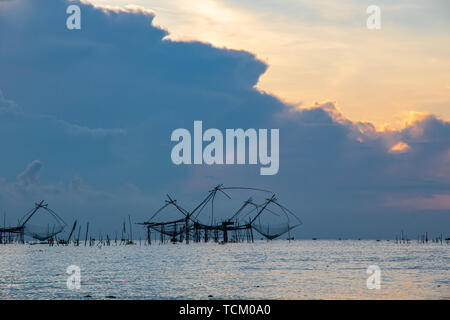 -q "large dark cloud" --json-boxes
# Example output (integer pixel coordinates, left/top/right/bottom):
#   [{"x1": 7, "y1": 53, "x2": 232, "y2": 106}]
[{"x1": 0, "y1": 0, "x2": 448, "y2": 238}]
